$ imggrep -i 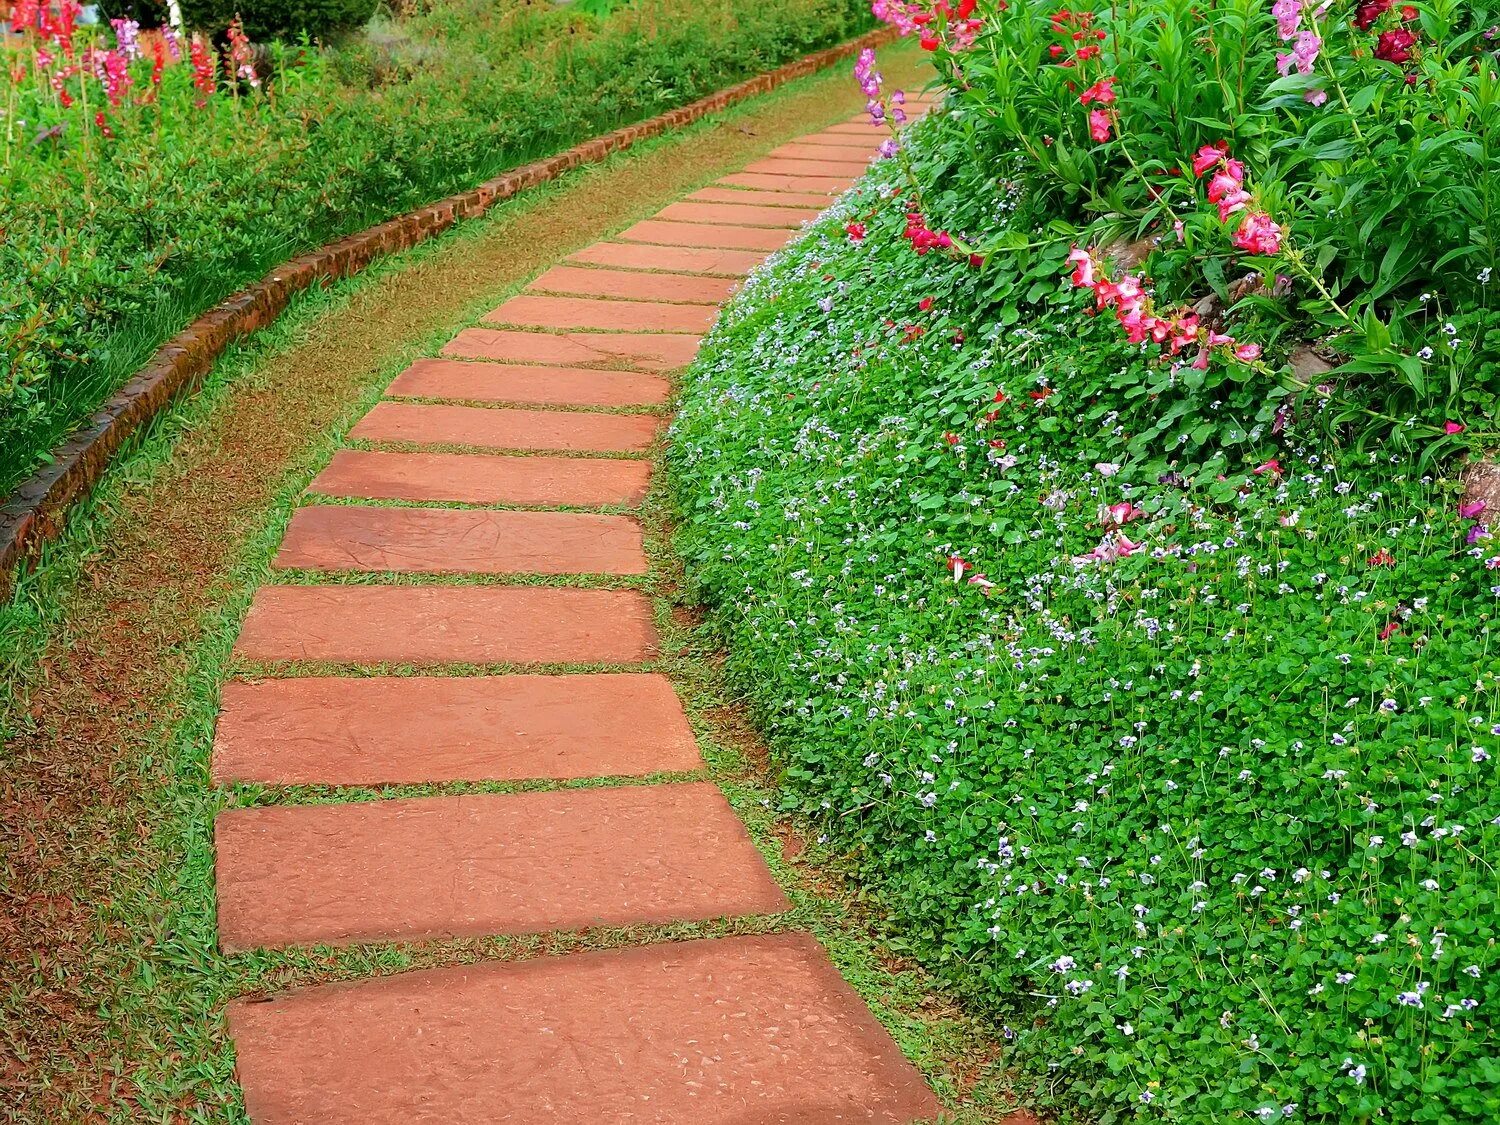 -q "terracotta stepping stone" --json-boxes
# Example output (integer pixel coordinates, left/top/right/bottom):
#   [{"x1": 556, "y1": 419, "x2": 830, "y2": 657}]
[
  {"x1": 351, "y1": 402, "x2": 659, "y2": 453},
  {"x1": 620, "y1": 220, "x2": 790, "y2": 252},
  {"x1": 308, "y1": 450, "x2": 651, "y2": 507},
  {"x1": 234, "y1": 585, "x2": 655, "y2": 665},
  {"x1": 771, "y1": 142, "x2": 878, "y2": 163},
  {"x1": 444, "y1": 326, "x2": 701, "y2": 371},
  {"x1": 387, "y1": 357, "x2": 669, "y2": 408},
  {"x1": 567, "y1": 241, "x2": 765, "y2": 276},
  {"x1": 529, "y1": 265, "x2": 733, "y2": 304},
  {"x1": 484, "y1": 294, "x2": 717, "y2": 334},
  {"x1": 719, "y1": 171, "x2": 853, "y2": 194},
  {"x1": 793, "y1": 132, "x2": 887, "y2": 149},
  {"x1": 227, "y1": 933, "x2": 939, "y2": 1123},
  {"x1": 824, "y1": 121, "x2": 882, "y2": 135},
  {"x1": 744, "y1": 157, "x2": 872, "y2": 178},
  {"x1": 214, "y1": 783, "x2": 787, "y2": 950},
  {"x1": 689, "y1": 185, "x2": 834, "y2": 208},
  {"x1": 274, "y1": 506, "x2": 647, "y2": 577},
  {"x1": 212, "y1": 673, "x2": 700, "y2": 785},
  {"x1": 657, "y1": 200, "x2": 820, "y2": 229}
]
